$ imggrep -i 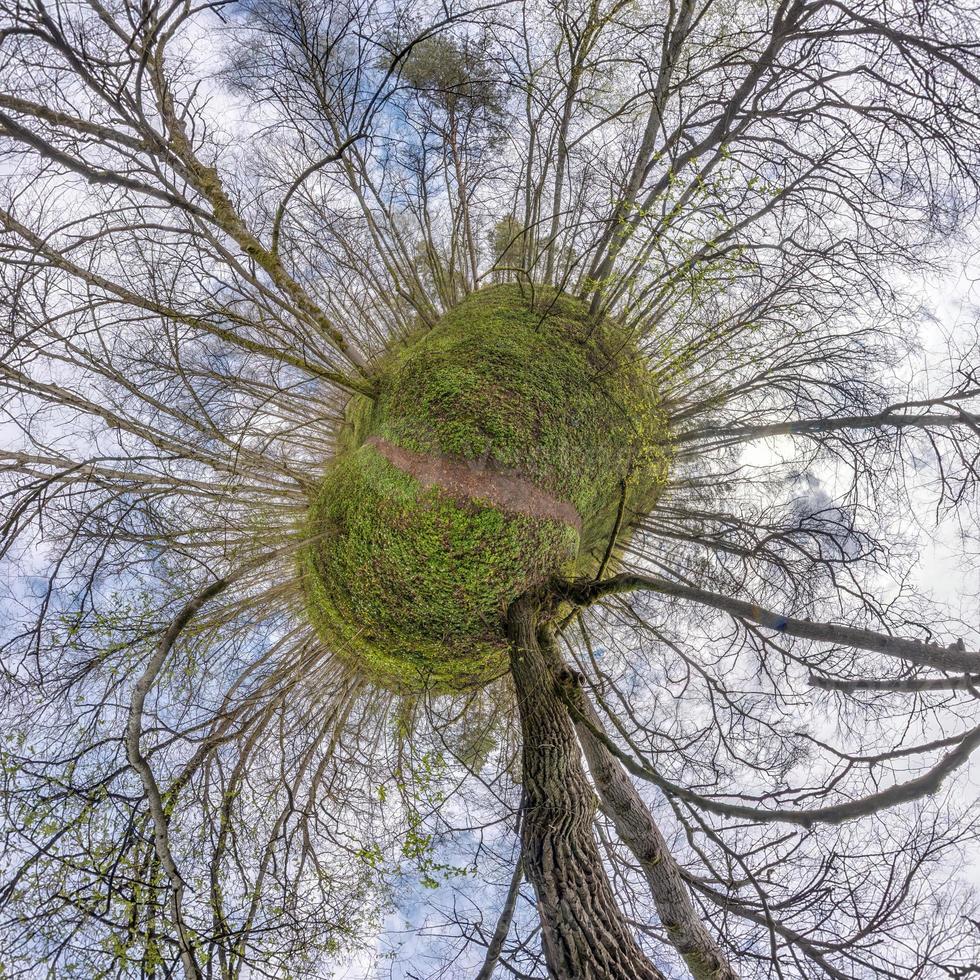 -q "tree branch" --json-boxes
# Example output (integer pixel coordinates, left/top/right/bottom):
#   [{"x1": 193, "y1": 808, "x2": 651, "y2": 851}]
[
  {"x1": 559, "y1": 574, "x2": 980, "y2": 673},
  {"x1": 125, "y1": 577, "x2": 230, "y2": 980}
]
